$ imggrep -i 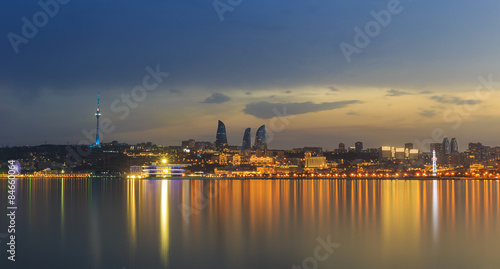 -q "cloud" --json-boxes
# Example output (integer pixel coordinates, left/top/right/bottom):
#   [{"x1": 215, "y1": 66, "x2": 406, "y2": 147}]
[
  {"x1": 202, "y1": 93, "x2": 231, "y2": 104},
  {"x1": 345, "y1": 111, "x2": 359, "y2": 116},
  {"x1": 430, "y1": 95, "x2": 481, "y2": 105},
  {"x1": 420, "y1": 90, "x2": 432, "y2": 94},
  {"x1": 245, "y1": 92, "x2": 252, "y2": 95},
  {"x1": 285, "y1": 90, "x2": 292, "y2": 94},
  {"x1": 386, "y1": 89, "x2": 412, "y2": 97},
  {"x1": 418, "y1": 109, "x2": 436, "y2": 118},
  {"x1": 328, "y1": 87, "x2": 340, "y2": 92},
  {"x1": 243, "y1": 100, "x2": 362, "y2": 119}
]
